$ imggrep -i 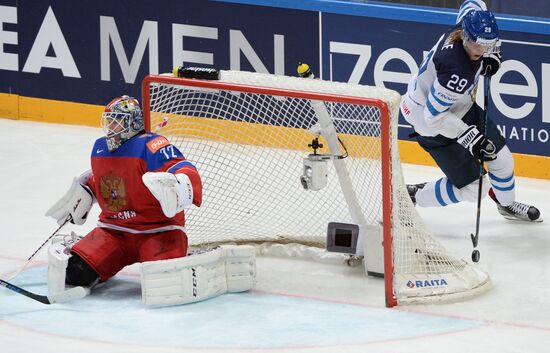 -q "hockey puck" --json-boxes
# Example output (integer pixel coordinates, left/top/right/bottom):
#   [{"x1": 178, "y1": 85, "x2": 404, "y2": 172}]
[{"x1": 471, "y1": 249, "x2": 480, "y2": 262}]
